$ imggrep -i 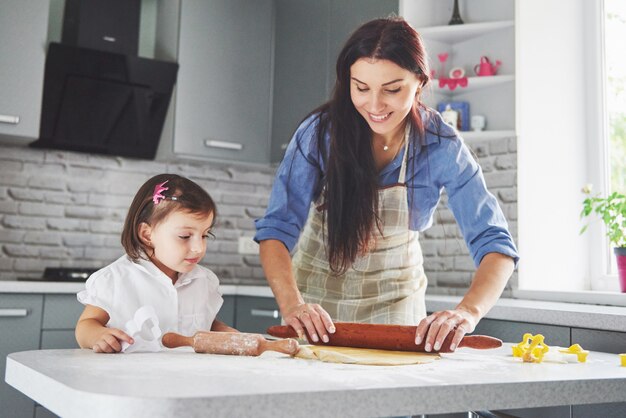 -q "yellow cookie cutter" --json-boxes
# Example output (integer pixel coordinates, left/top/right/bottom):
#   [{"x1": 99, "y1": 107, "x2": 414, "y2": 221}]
[
  {"x1": 512, "y1": 333, "x2": 549, "y2": 363},
  {"x1": 558, "y1": 344, "x2": 589, "y2": 363}
]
